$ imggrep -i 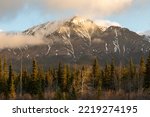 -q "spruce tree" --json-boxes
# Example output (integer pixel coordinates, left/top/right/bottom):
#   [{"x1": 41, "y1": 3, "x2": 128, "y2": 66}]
[
  {"x1": 144, "y1": 53, "x2": 150, "y2": 89},
  {"x1": 56, "y1": 62, "x2": 64, "y2": 99},
  {"x1": 70, "y1": 65, "x2": 78, "y2": 99},
  {"x1": 66, "y1": 64, "x2": 71, "y2": 88},
  {"x1": 8, "y1": 64, "x2": 16, "y2": 99},
  {"x1": 129, "y1": 58, "x2": 135, "y2": 79},
  {"x1": 22, "y1": 68, "x2": 28, "y2": 93},
  {"x1": 80, "y1": 66, "x2": 85, "y2": 96},
  {"x1": 120, "y1": 65, "x2": 129, "y2": 92},
  {"x1": 0, "y1": 57, "x2": 2, "y2": 79},
  {"x1": 92, "y1": 58, "x2": 101, "y2": 88},
  {"x1": 29, "y1": 58, "x2": 39, "y2": 95},
  {"x1": 37, "y1": 66, "x2": 44, "y2": 99},
  {"x1": 57, "y1": 64, "x2": 68, "y2": 99},
  {"x1": 38, "y1": 66, "x2": 45, "y2": 92},
  {"x1": 62, "y1": 65, "x2": 67, "y2": 92},
  {"x1": 9, "y1": 73, "x2": 16, "y2": 99},
  {"x1": 3, "y1": 58, "x2": 8, "y2": 98},
  {"x1": 103, "y1": 64, "x2": 111, "y2": 90},
  {"x1": 0, "y1": 58, "x2": 3, "y2": 94},
  {"x1": 32, "y1": 59, "x2": 38, "y2": 80},
  {"x1": 128, "y1": 58, "x2": 136, "y2": 92},
  {"x1": 138, "y1": 57, "x2": 145, "y2": 91},
  {"x1": 45, "y1": 71, "x2": 53, "y2": 90},
  {"x1": 57, "y1": 62, "x2": 63, "y2": 89},
  {"x1": 3, "y1": 58, "x2": 8, "y2": 81},
  {"x1": 139, "y1": 57, "x2": 145, "y2": 77},
  {"x1": 110, "y1": 59, "x2": 116, "y2": 90},
  {"x1": 57, "y1": 62, "x2": 68, "y2": 91},
  {"x1": 8, "y1": 64, "x2": 13, "y2": 92}
]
